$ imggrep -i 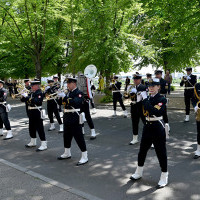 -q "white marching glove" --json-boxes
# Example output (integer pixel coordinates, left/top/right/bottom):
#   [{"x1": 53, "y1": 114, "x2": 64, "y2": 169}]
[
  {"x1": 130, "y1": 88, "x2": 137, "y2": 94},
  {"x1": 45, "y1": 86, "x2": 50, "y2": 91},
  {"x1": 187, "y1": 76, "x2": 191, "y2": 80},
  {"x1": 57, "y1": 92, "x2": 65, "y2": 98},
  {"x1": 194, "y1": 106, "x2": 199, "y2": 113},
  {"x1": 141, "y1": 91, "x2": 147, "y2": 99},
  {"x1": 21, "y1": 93, "x2": 28, "y2": 97}
]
